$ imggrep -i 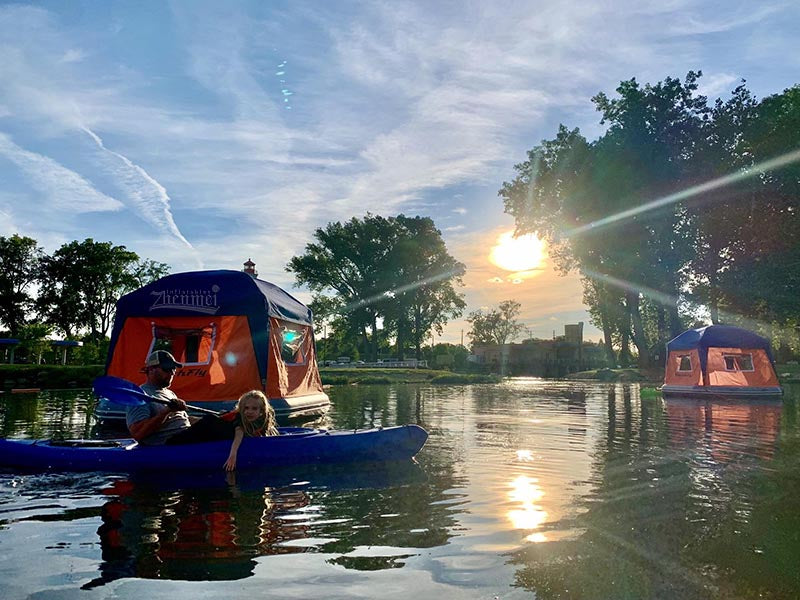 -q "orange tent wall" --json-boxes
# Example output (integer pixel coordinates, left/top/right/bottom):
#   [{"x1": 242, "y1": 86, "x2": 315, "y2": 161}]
[
  {"x1": 706, "y1": 347, "x2": 779, "y2": 387},
  {"x1": 266, "y1": 317, "x2": 324, "y2": 399},
  {"x1": 664, "y1": 349, "x2": 703, "y2": 386},
  {"x1": 107, "y1": 315, "x2": 262, "y2": 402}
]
